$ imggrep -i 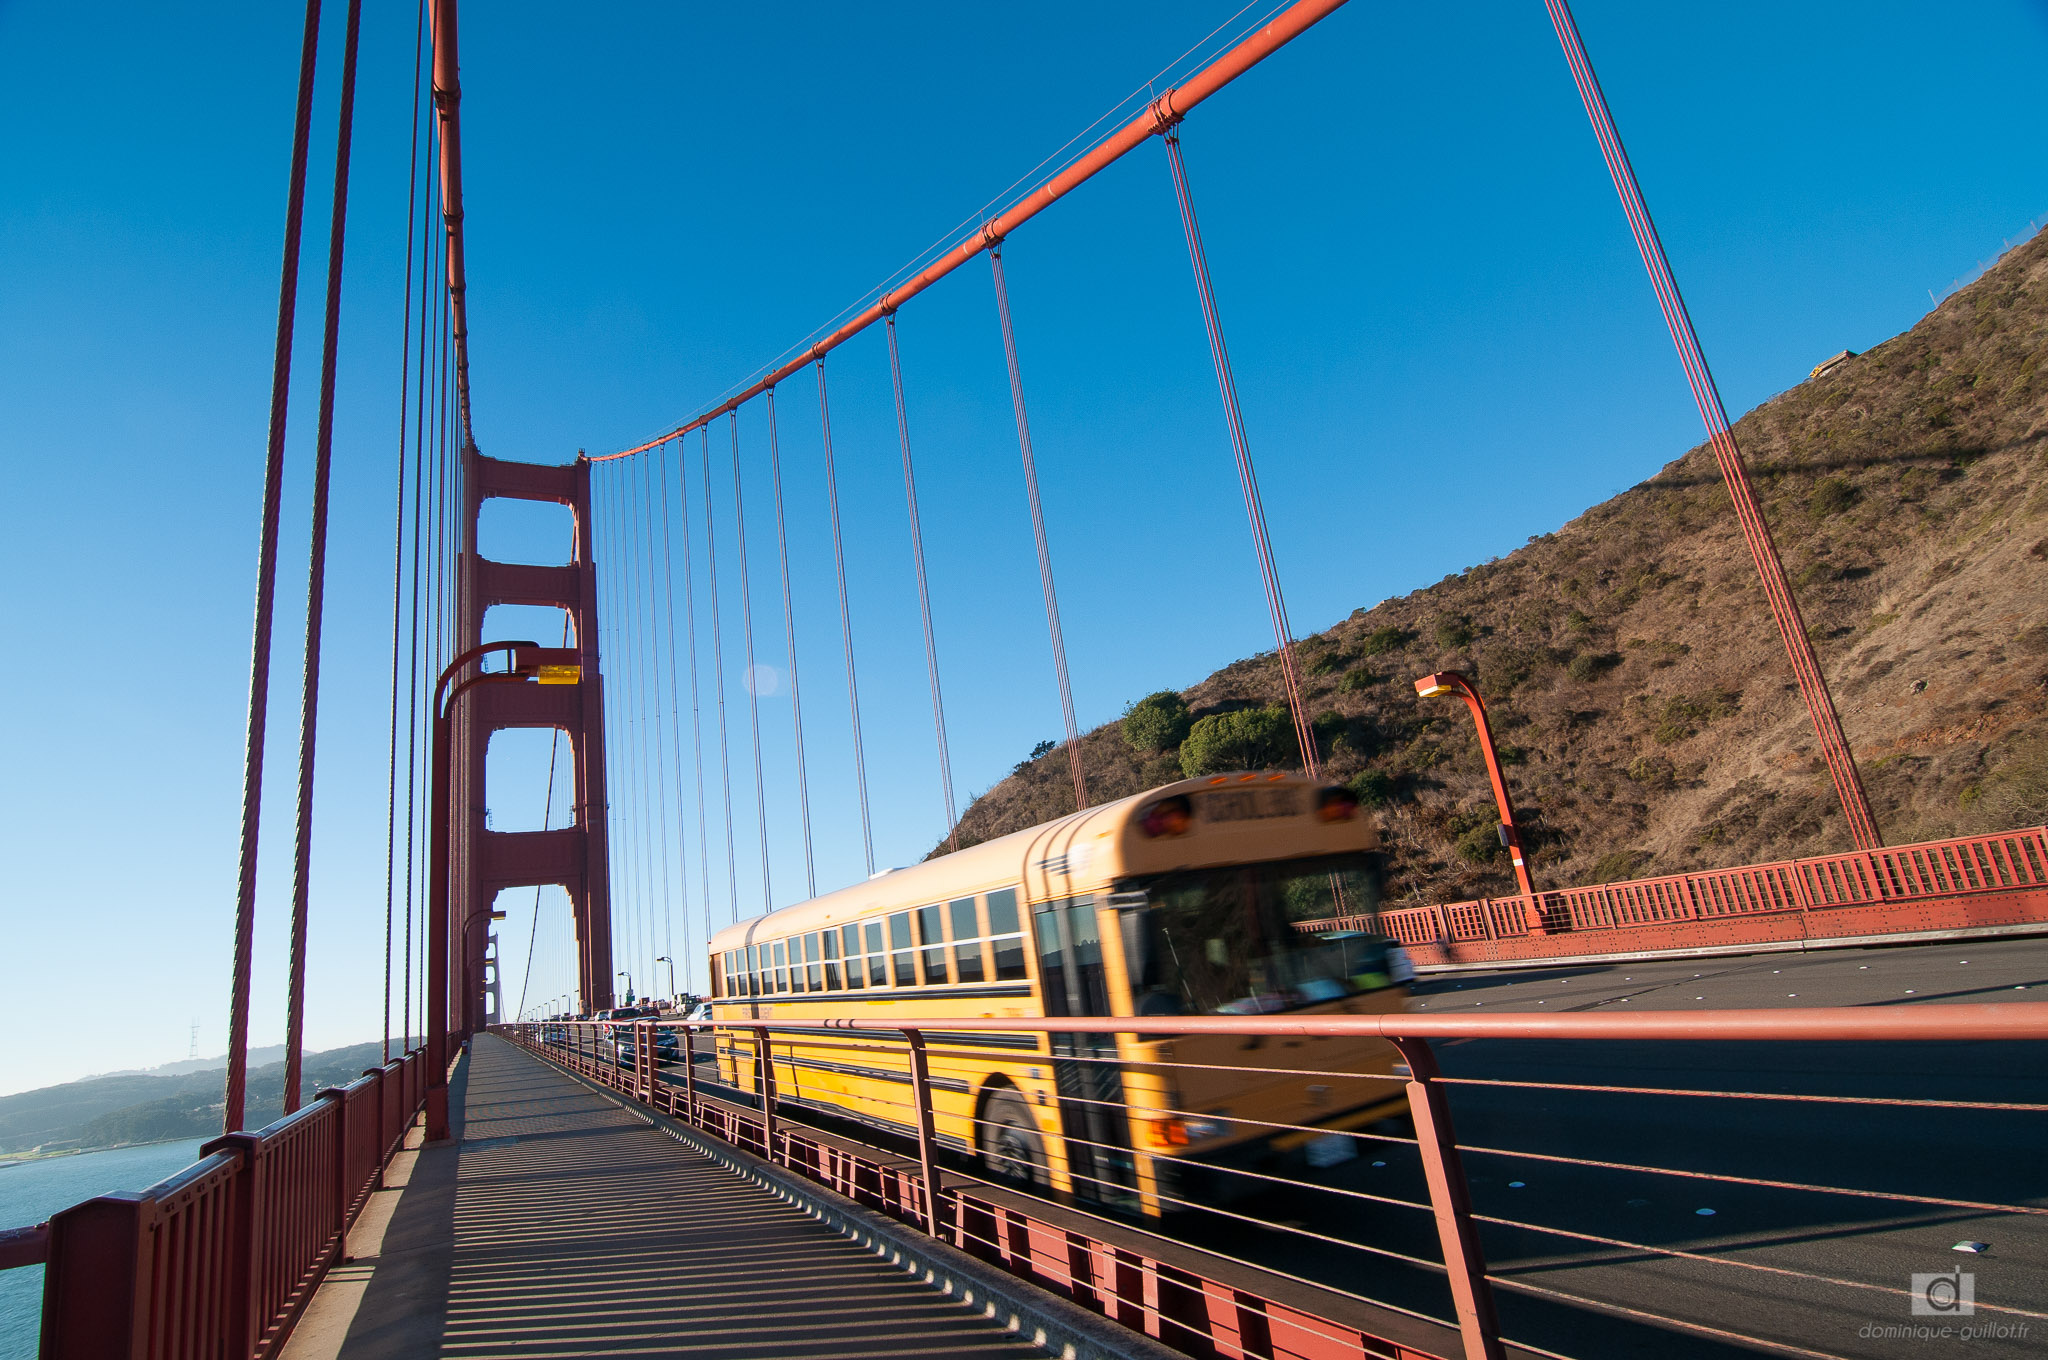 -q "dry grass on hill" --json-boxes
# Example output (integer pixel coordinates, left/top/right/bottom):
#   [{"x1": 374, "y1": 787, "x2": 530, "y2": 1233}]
[{"x1": 941, "y1": 229, "x2": 2048, "y2": 905}]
